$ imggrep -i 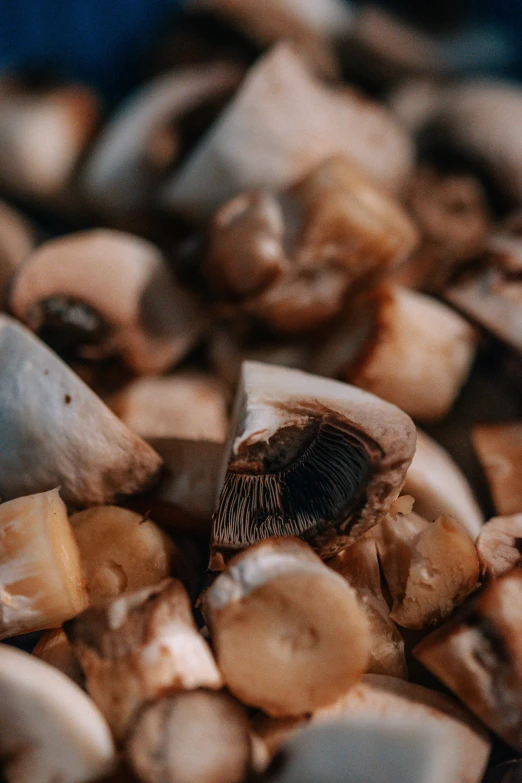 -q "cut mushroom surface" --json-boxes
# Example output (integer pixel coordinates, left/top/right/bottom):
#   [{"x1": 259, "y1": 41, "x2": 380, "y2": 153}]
[
  {"x1": 206, "y1": 537, "x2": 370, "y2": 716},
  {"x1": 415, "y1": 568, "x2": 522, "y2": 750},
  {"x1": 0, "y1": 644, "x2": 115, "y2": 783},
  {"x1": 476, "y1": 515, "x2": 522, "y2": 579},
  {"x1": 0, "y1": 315, "x2": 161, "y2": 505},
  {"x1": 161, "y1": 43, "x2": 413, "y2": 218},
  {"x1": 211, "y1": 360, "x2": 416, "y2": 561},
  {"x1": 10, "y1": 229, "x2": 207, "y2": 374},
  {"x1": 472, "y1": 423, "x2": 522, "y2": 516},
  {"x1": 0, "y1": 488, "x2": 88, "y2": 640}
]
